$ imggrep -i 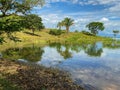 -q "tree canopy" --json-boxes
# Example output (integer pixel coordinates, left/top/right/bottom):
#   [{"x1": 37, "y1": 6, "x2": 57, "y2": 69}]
[
  {"x1": 23, "y1": 14, "x2": 44, "y2": 34},
  {"x1": 86, "y1": 22, "x2": 105, "y2": 35},
  {"x1": 0, "y1": 0, "x2": 45, "y2": 17}
]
